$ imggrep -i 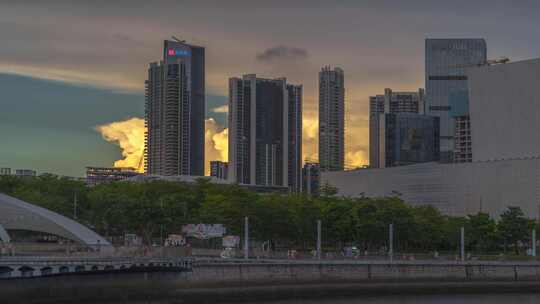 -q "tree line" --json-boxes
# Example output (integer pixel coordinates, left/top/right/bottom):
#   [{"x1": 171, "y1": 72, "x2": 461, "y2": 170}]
[{"x1": 0, "y1": 174, "x2": 537, "y2": 255}]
